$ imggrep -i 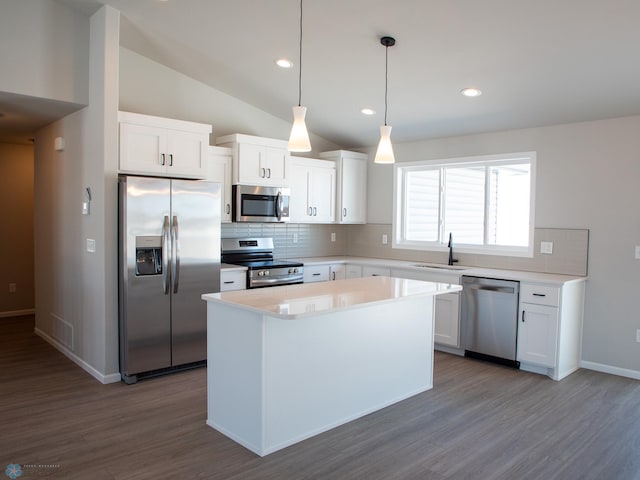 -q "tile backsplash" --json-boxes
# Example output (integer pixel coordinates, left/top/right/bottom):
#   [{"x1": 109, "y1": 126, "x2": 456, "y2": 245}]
[{"x1": 221, "y1": 223, "x2": 588, "y2": 276}]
